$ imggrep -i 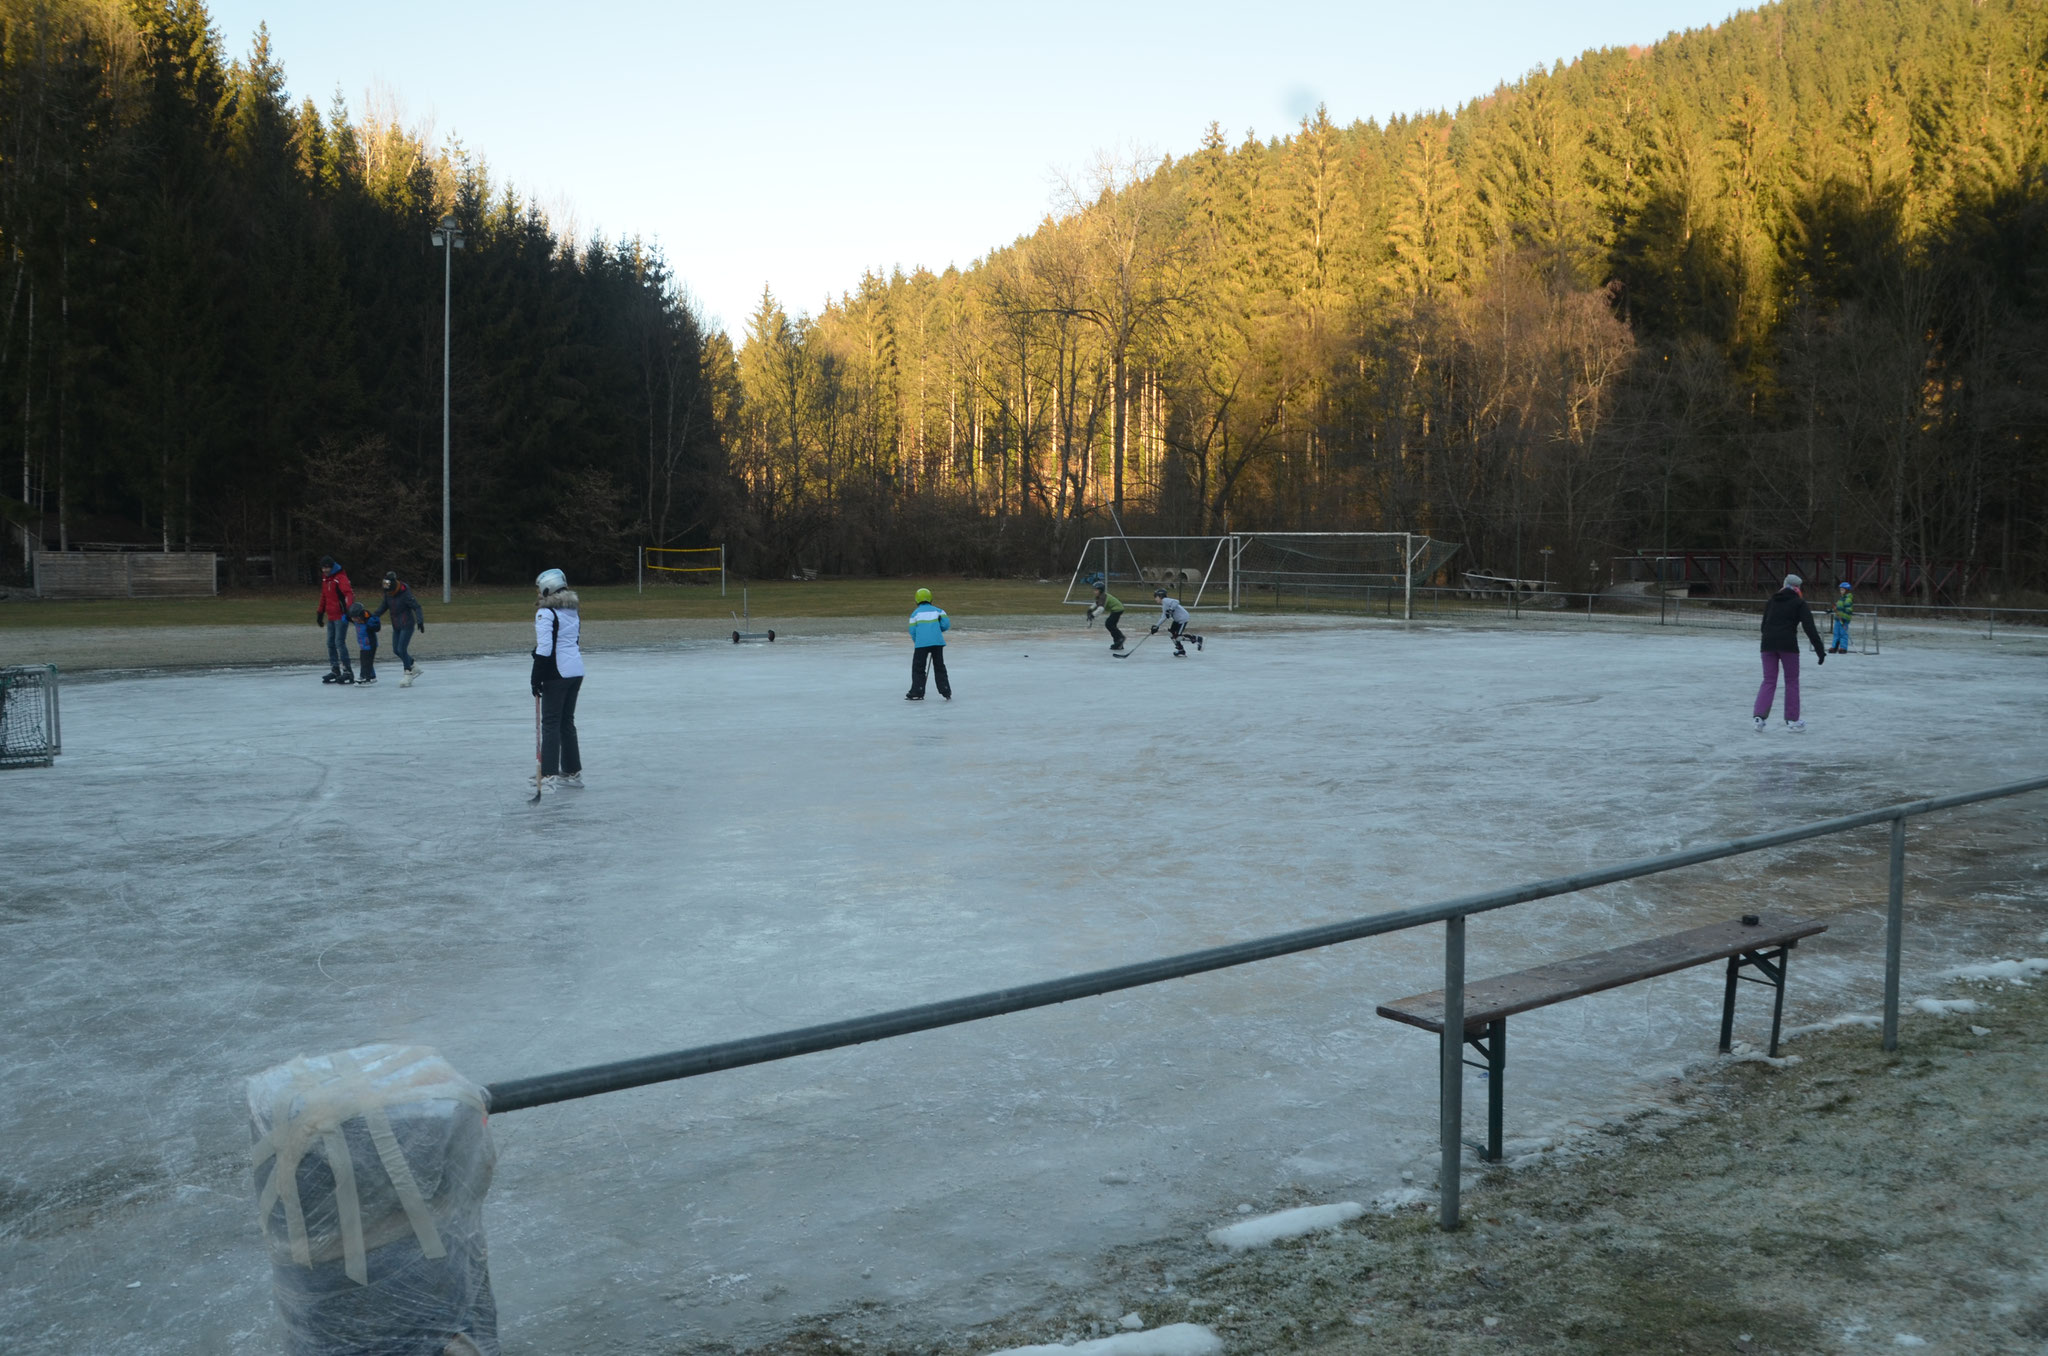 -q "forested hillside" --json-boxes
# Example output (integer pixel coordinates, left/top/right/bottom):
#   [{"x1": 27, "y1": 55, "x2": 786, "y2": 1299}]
[
  {"x1": 732, "y1": 0, "x2": 2048, "y2": 594},
  {"x1": 0, "y1": 0, "x2": 721, "y2": 587},
  {"x1": 3, "y1": 0, "x2": 2045, "y2": 593}
]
